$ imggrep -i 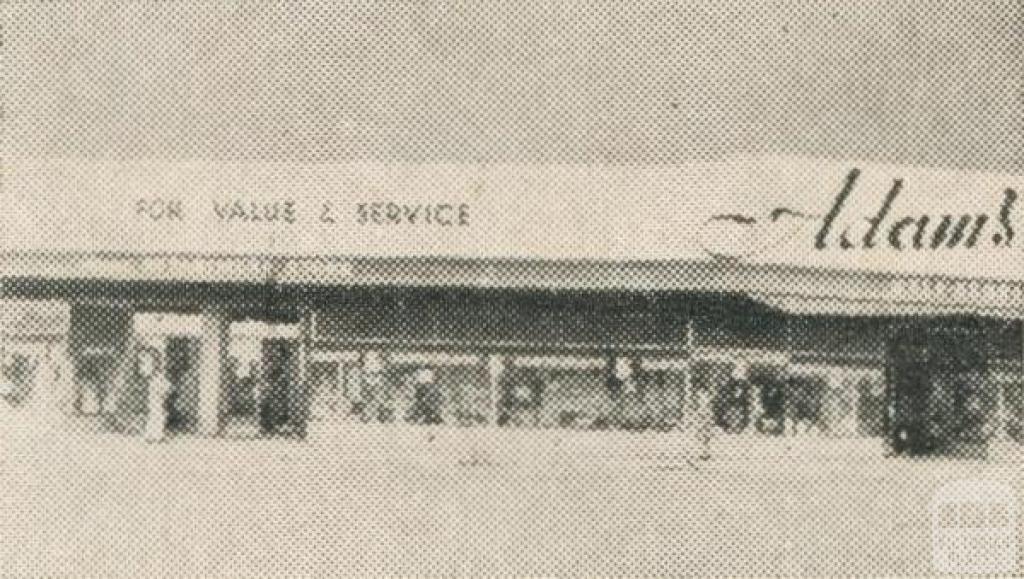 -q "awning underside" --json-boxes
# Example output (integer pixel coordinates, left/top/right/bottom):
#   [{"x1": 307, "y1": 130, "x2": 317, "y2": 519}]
[{"x1": 4, "y1": 252, "x2": 1024, "y2": 319}]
